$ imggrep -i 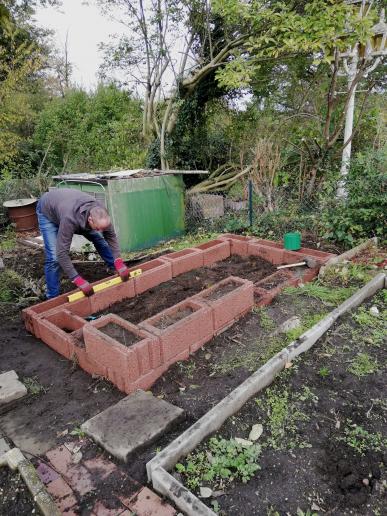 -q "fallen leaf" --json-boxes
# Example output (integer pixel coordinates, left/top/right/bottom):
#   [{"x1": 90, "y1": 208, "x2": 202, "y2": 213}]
[{"x1": 285, "y1": 362, "x2": 293, "y2": 369}]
